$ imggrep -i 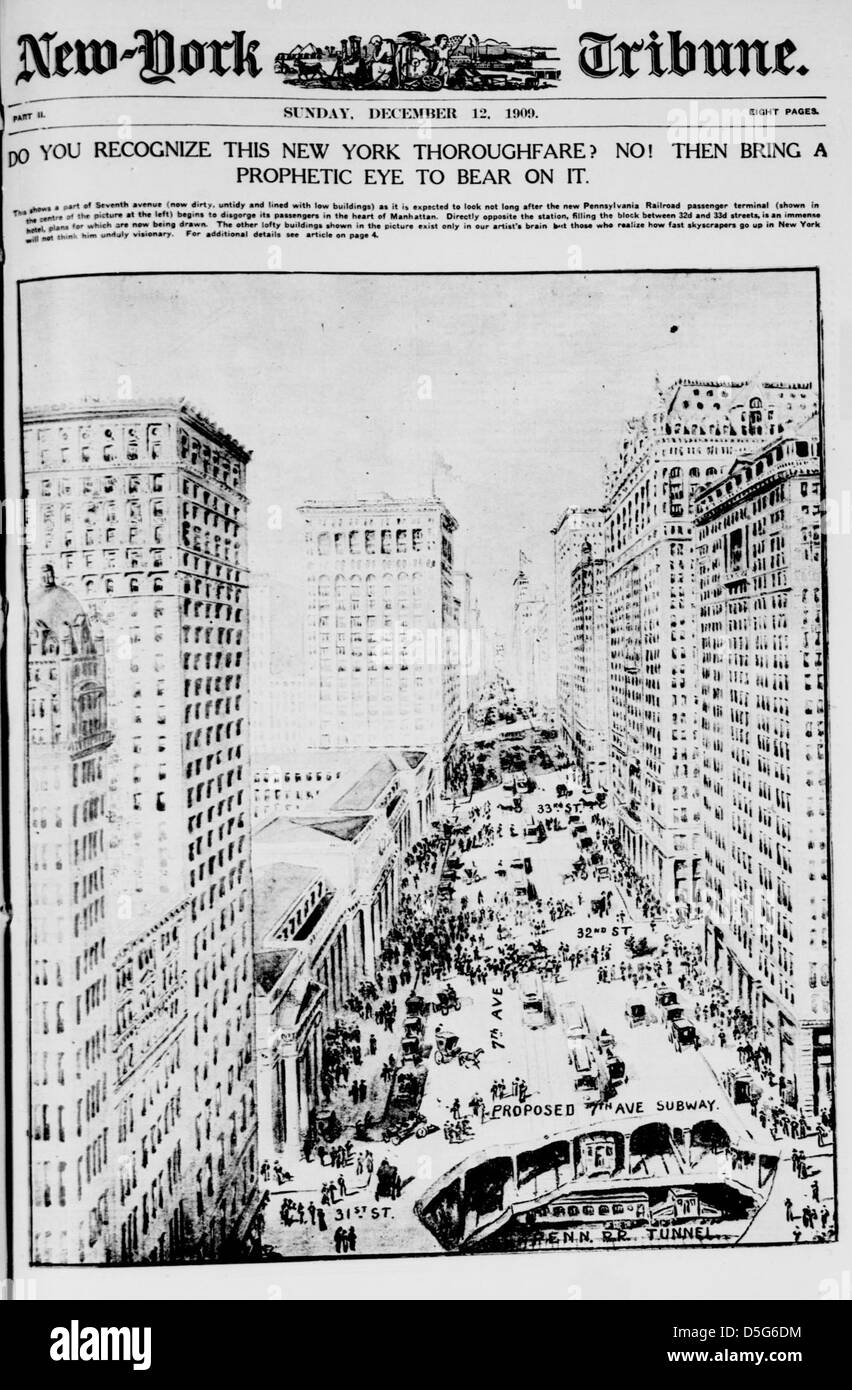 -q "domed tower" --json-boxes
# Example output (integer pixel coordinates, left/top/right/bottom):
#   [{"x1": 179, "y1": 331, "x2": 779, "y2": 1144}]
[{"x1": 28, "y1": 565, "x2": 113, "y2": 1264}]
